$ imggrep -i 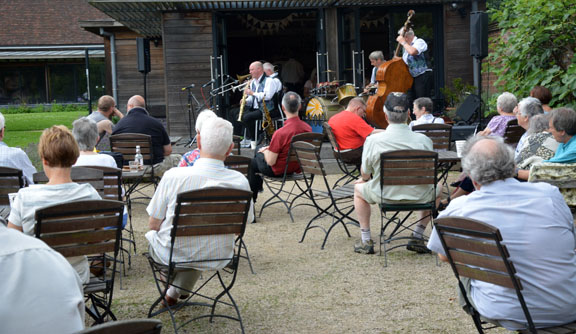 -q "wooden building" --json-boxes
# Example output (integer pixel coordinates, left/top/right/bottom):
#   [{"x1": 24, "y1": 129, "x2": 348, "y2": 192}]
[{"x1": 86, "y1": 0, "x2": 485, "y2": 137}]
